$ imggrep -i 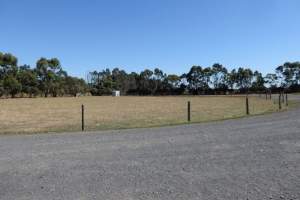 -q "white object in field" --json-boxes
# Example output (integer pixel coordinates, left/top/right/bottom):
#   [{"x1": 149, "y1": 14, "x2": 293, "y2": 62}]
[{"x1": 112, "y1": 90, "x2": 120, "y2": 97}]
